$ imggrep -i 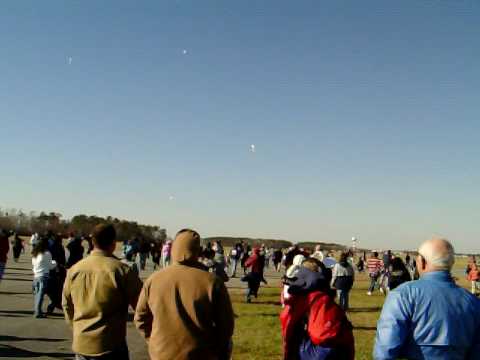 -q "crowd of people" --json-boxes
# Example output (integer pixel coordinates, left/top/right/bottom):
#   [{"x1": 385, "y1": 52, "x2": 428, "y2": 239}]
[{"x1": 0, "y1": 226, "x2": 479, "y2": 359}]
